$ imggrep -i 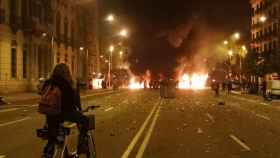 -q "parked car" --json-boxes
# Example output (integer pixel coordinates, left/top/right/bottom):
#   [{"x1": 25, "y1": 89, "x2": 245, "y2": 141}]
[{"x1": 266, "y1": 74, "x2": 280, "y2": 98}]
